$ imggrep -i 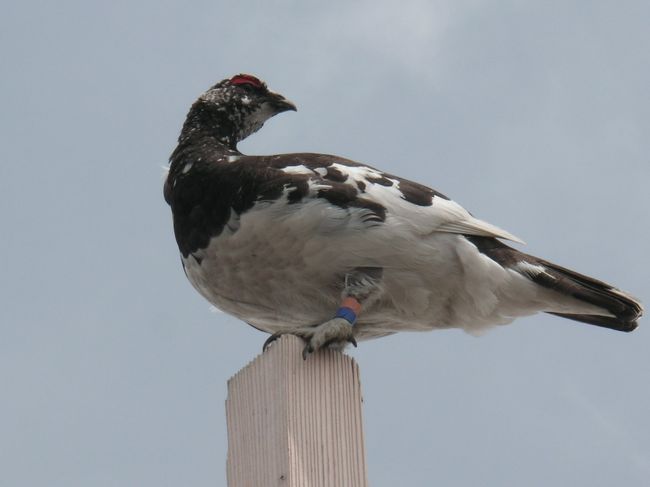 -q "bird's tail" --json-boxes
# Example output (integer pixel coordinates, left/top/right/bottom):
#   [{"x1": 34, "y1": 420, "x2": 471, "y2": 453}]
[
  {"x1": 468, "y1": 236, "x2": 643, "y2": 332},
  {"x1": 532, "y1": 259, "x2": 641, "y2": 332}
]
